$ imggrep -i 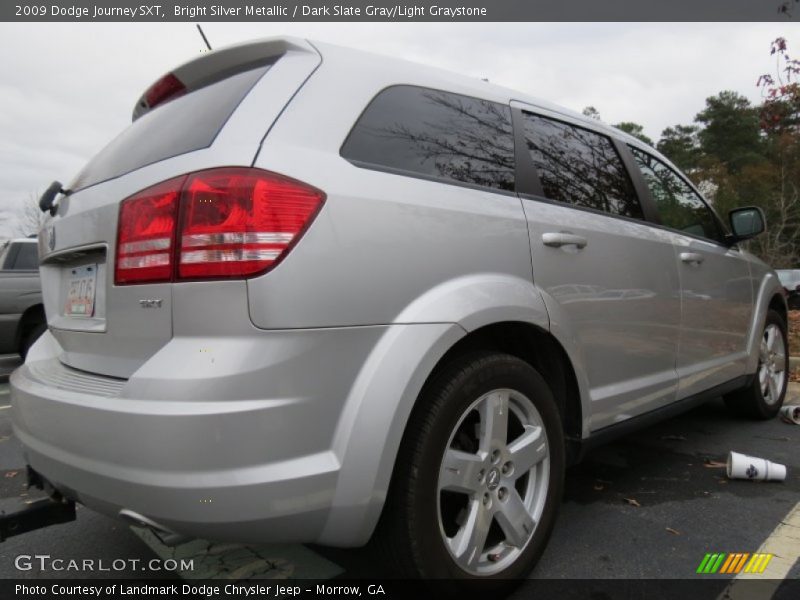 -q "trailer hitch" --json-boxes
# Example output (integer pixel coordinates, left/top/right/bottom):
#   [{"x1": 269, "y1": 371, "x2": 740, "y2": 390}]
[{"x1": 0, "y1": 467, "x2": 76, "y2": 542}]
